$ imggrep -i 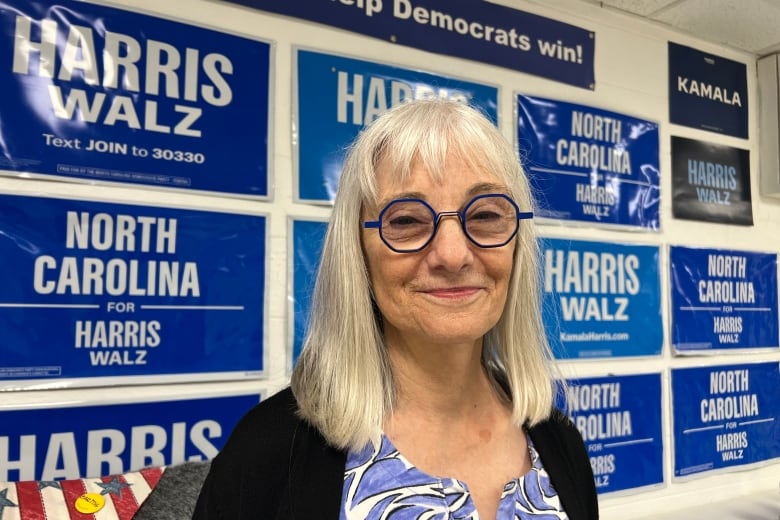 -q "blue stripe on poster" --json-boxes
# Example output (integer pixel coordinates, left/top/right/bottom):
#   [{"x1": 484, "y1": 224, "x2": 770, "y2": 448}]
[
  {"x1": 517, "y1": 95, "x2": 660, "y2": 229},
  {"x1": 670, "y1": 246, "x2": 779, "y2": 352},
  {"x1": 0, "y1": 0, "x2": 270, "y2": 197},
  {"x1": 296, "y1": 49, "x2": 498, "y2": 203},
  {"x1": 672, "y1": 362, "x2": 780, "y2": 477},
  {"x1": 559, "y1": 373, "x2": 664, "y2": 494},
  {"x1": 0, "y1": 194, "x2": 266, "y2": 387},
  {"x1": 540, "y1": 237, "x2": 662, "y2": 358},
  {"x1": 0, "y1": 394, "x2": 260, "y2": 481}
]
